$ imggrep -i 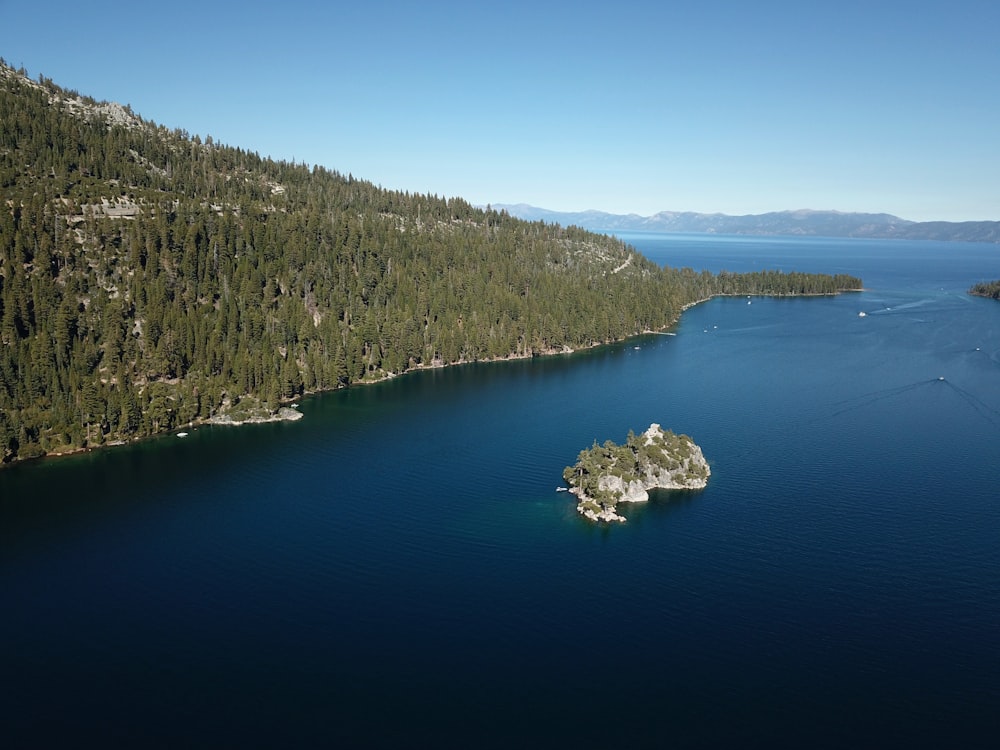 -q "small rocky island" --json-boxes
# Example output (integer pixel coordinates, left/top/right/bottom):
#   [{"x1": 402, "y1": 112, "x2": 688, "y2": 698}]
[{"x1": 563, "y1": 423, "x2": 710, "y2": 523}]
